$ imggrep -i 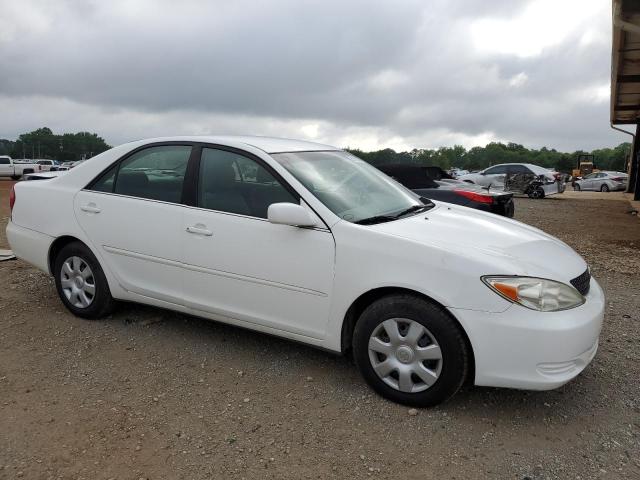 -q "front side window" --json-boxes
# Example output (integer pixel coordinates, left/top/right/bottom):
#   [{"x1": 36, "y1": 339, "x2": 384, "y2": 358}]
[
  {"x1": 88, "y1": 145, "x2": 191, "y2": 203},
  {"x1": 198, "y1": 148, "x2": 297, "y2": 218},
  {"x1": 0, "y1": 157, "x2": 9, "y2": 165},
  {"x1": 273, "y1": 151, "x2": 427, "y2": 224}
]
